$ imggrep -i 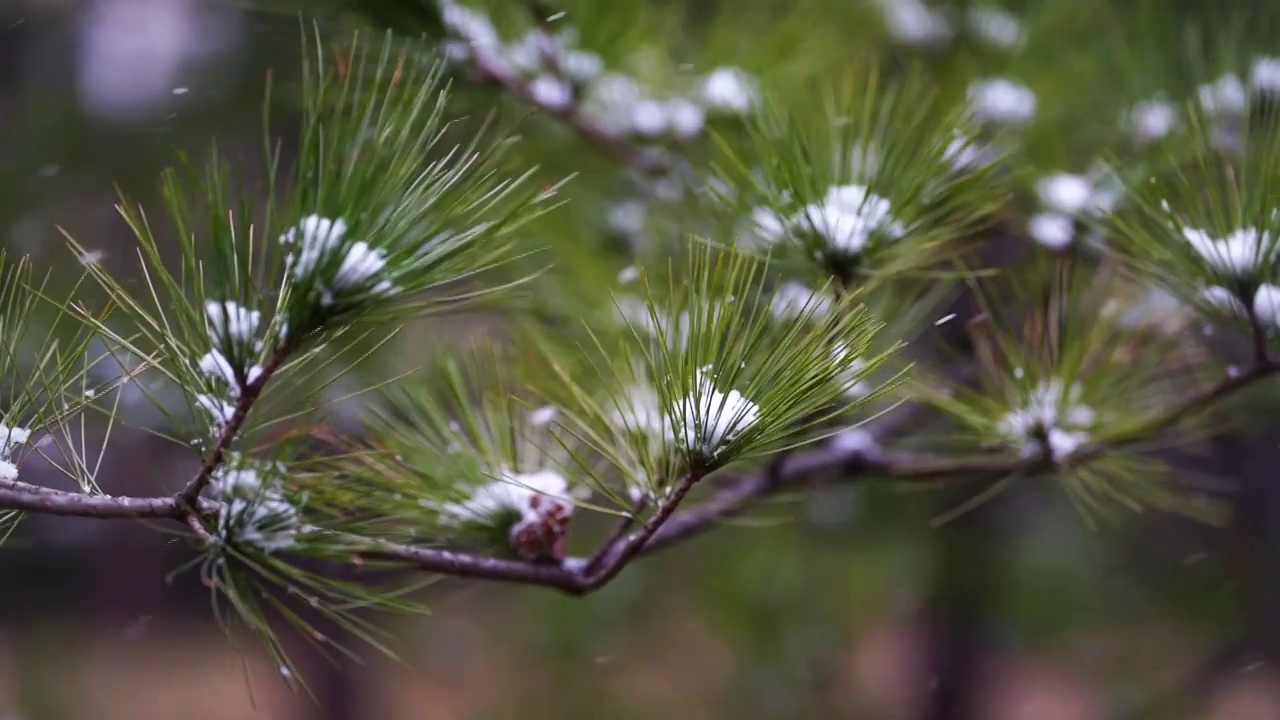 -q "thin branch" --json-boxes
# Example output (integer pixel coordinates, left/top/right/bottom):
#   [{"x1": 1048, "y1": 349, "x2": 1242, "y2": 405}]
[
  {"x1": 639, "y1": 468, "x2": 773, "y2": 555},
  {"x1": 583, "y1": 495, "x2": 646, "y2": 576},
  {"x1": 1245, "y1": 300, "x2": 1272, "y2": 368},
  {"x1": 578, "y1": 472, "x2": 700, "y2": 591},
  {"x1": 186, "y1": 512, "x2": 217, "y2": 545},
  {"x1": 467, "y1": 48, "x2": 668, "y2": 174},
  {"x1": 0, "y1": 477, "x2": 60, "y2": 495},
  {"x1": 1075, "y1": 358, "x2": 1276, "y2": 457},
  {"x1": 335, "y1": 534, "x2": 586, "y2": 593},
  {"x1": 0, "y1": 357, "x2": 1275, "y2": 598},
  {"x1": 639, "y1": 404, "x2": 940, "y2": 555},
  {"x1": 177, "y1": 343, "x2": 293, "y2": 508},
  {"x1": 634, "y1": 446, "x2": 988, "y2": 554},
  {"x1": 0, "y1": 482, "x2": 185, "y2": 519},
  {"x1": 640, "y1": 362, "x2": 1280, "y2": 557}
]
